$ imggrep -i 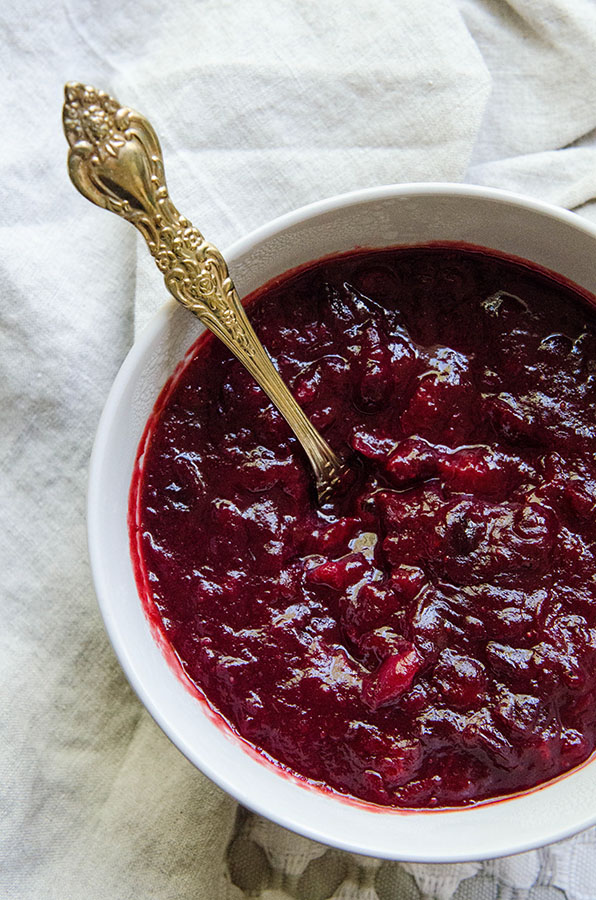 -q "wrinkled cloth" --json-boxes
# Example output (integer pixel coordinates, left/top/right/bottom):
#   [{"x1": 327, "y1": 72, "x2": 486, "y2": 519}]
[{"x1": 3, "y1": 1, "x2": 596, "y2": 899}]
